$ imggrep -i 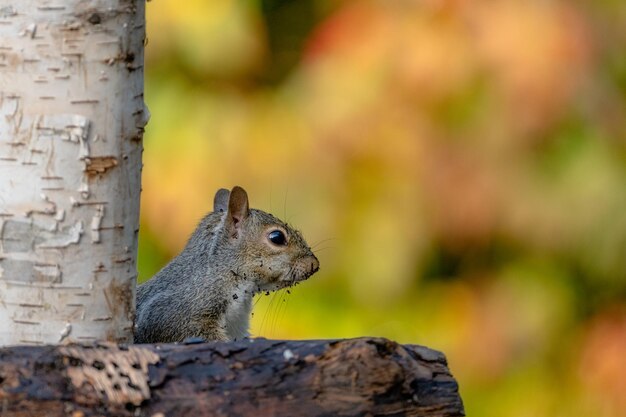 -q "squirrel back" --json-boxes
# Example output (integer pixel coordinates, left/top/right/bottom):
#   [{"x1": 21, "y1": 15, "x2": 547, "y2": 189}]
[{"x1": 135, "y1": 186, "x2": 319, "y2": 343}]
